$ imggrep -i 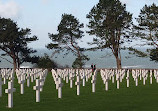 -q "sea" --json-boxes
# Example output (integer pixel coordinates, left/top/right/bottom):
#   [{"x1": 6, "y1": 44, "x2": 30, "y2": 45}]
[{"x1": 0, "y1": 47, "x2": 158, "y2": 69}]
